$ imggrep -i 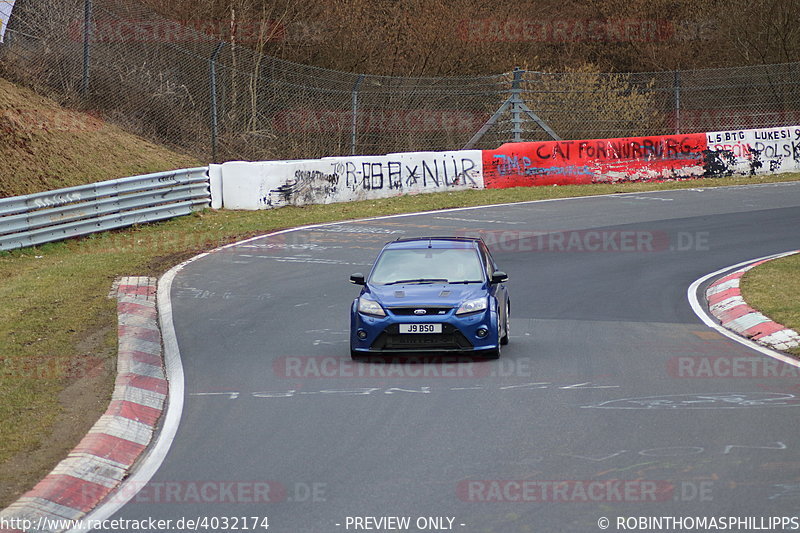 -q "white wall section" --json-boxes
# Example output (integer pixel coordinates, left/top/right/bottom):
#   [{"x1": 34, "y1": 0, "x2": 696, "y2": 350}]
[{"x1": 218, "y1": 150, "x2": 484, "y2": 210}]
